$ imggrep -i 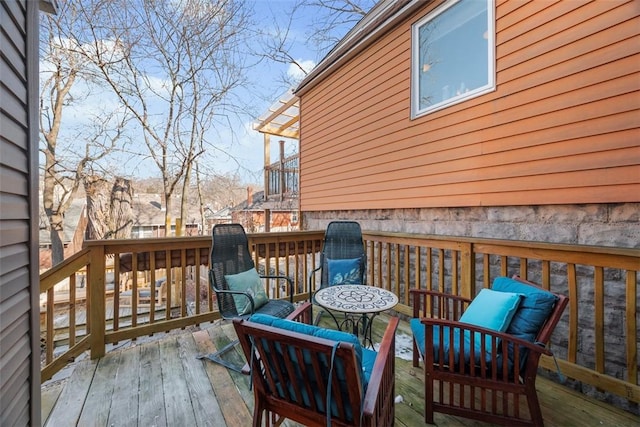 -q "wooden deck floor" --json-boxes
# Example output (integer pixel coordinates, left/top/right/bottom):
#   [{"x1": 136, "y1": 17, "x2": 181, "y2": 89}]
[{"x1": 41, "y1": 314, "x2": 639, "y2": 427}]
